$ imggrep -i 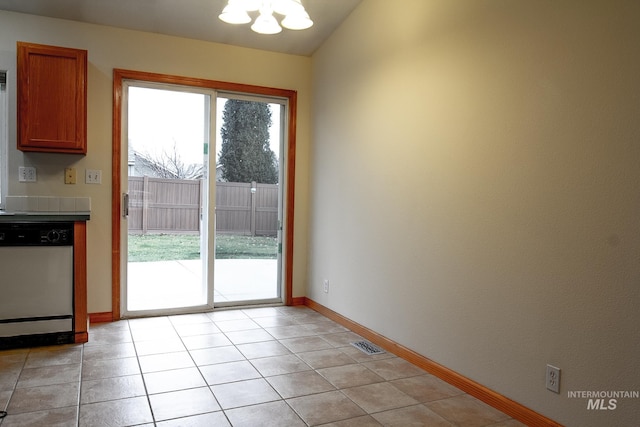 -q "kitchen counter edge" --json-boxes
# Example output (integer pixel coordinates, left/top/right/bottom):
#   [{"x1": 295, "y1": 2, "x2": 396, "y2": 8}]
[{"x1": 0, "y1": 211, "x2": 91, "y2": 222}]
